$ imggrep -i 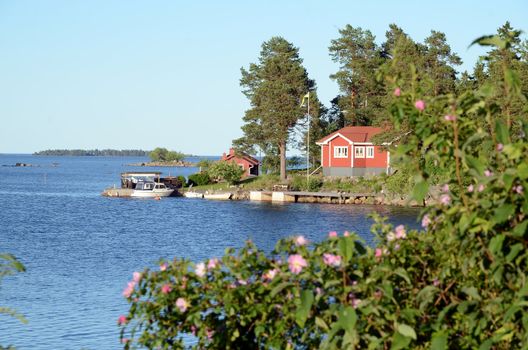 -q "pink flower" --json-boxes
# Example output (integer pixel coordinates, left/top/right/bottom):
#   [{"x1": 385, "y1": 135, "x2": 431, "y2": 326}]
[
  {"x1": 444, "y1": 115, "x2": 456, "y2": 121},
  {"x1": 237, "y1": 279, "x2": 248, "y2": 286},
  {"x1": 351, "y1": 298, "x2": 362, "y2": 309},
  {"x1": 421, "y1": 214, "x2": 431, "y2": 228},
  {"x1": 122, "y1": 281, "x2": 135, "y2": 298},
  {"x1": 441, "y1": 184, "x2": 449, "y2": 193},
  {"x1": 484, "y1": 169, "x2": 493, "y2": 177},
  {"x1": 207, "y1": 258, "x2": 219, "y2": 269},
  {"x1": 295, "y1": 235, "x2": 308, "y2": 246},
  {"x1": 263, "y1": 268, "x2": 279, "y2": 281},
  {"x1": 433, "y1": 278, "x2": 440, "y2": 287},
  {"x1": 315, "y1": 287, "x2": 323, "y2": 296},
  {"x1": 175, "y1": 297, "x2": 189, "y2": 312},
  {"x1": 288, "y1": 254, "x2": 308, "y2": 274},
  {"x1": 132, "y1": 272, "x2": 142, "y2": 284},
  {"x1": 440, "y1": 194, "x2": 451, "y2": 205},
  {"x1": 159, "y1": 263, "x2": 168, "y2": 271},
  {"x1": 328, "y1": 231, "x2": 338, "y2": 238},
  {"x1": 190, "y1": 325, "x2": 197, "y2": 335},
  {"x1": 395, "y1": 225, "x2": 406, "y2": 239},
  {"x1": 121, "y1": 338, "x2": 130, "y2": 344},
  {"x1": 467, "y1": 184, "x2": 474, "y2": 193},
  {"x1": 497, "y1": 143, "x2": 504, "y2": 152},
  {"x1": 161, "y1": 284, "x2": 172, "y2": 294},
  {"x1": 206, "y1": 329, "x2": 214, "y2": 340},
  {"x1": 414, "y1": 100, "x2": 426, "y2": 111},
  {"x1": 323, "y1": 253, "x2": 342, "y2": 267},
  {"x1": 117, "y1": 315, "x2": 127, "y2": 325},
  {"x1": 393, "y1": 87, "x2": 401, "y2": 97},
  {"x1": 386, "y1": 232, "x2": 396, "y2": 242},
  {"x1": 195, "y1": 262, "x2": 206, "y2": 277},
  {"x1": 343, "y1": 231, "x2": 350, "y2": 237},
  {"x1": 478, "y1": 184, "x2": 485, "y2": 192},
  {"x1": 514, "y1": 185, "x2": 523, "y2": 194},
  {"x1": 375, "y1": 248, "x2": 383, "y2": 258}
]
